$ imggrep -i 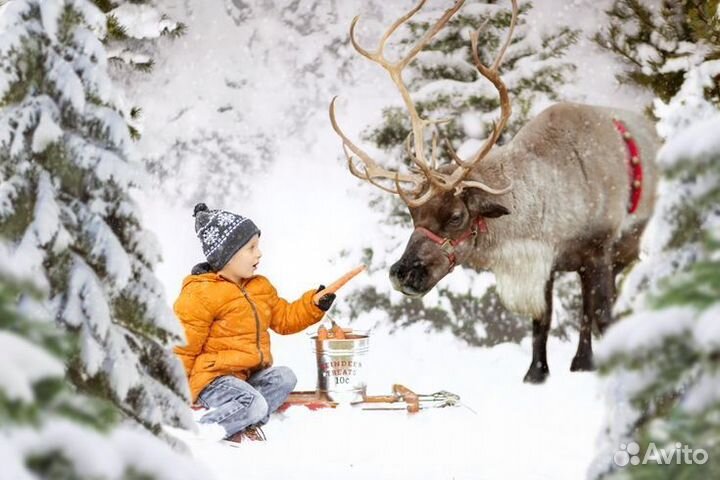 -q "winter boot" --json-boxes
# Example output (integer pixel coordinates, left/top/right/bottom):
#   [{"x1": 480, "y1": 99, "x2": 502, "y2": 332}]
[{"x1": 243, "y1": 425, "x2": 266, "y2": 441}]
